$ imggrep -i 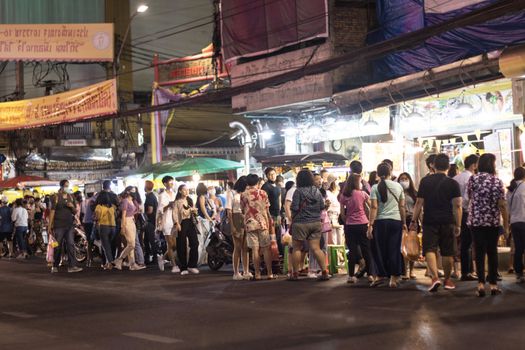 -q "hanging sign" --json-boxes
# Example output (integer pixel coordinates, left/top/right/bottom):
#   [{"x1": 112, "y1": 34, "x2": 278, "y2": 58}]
[
  {"x1": 0, "y1": 23, "x2": 114, "y2": 61},
  {"x1": 0, "y1": 79, "x2": 117, "y2": 131}
]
